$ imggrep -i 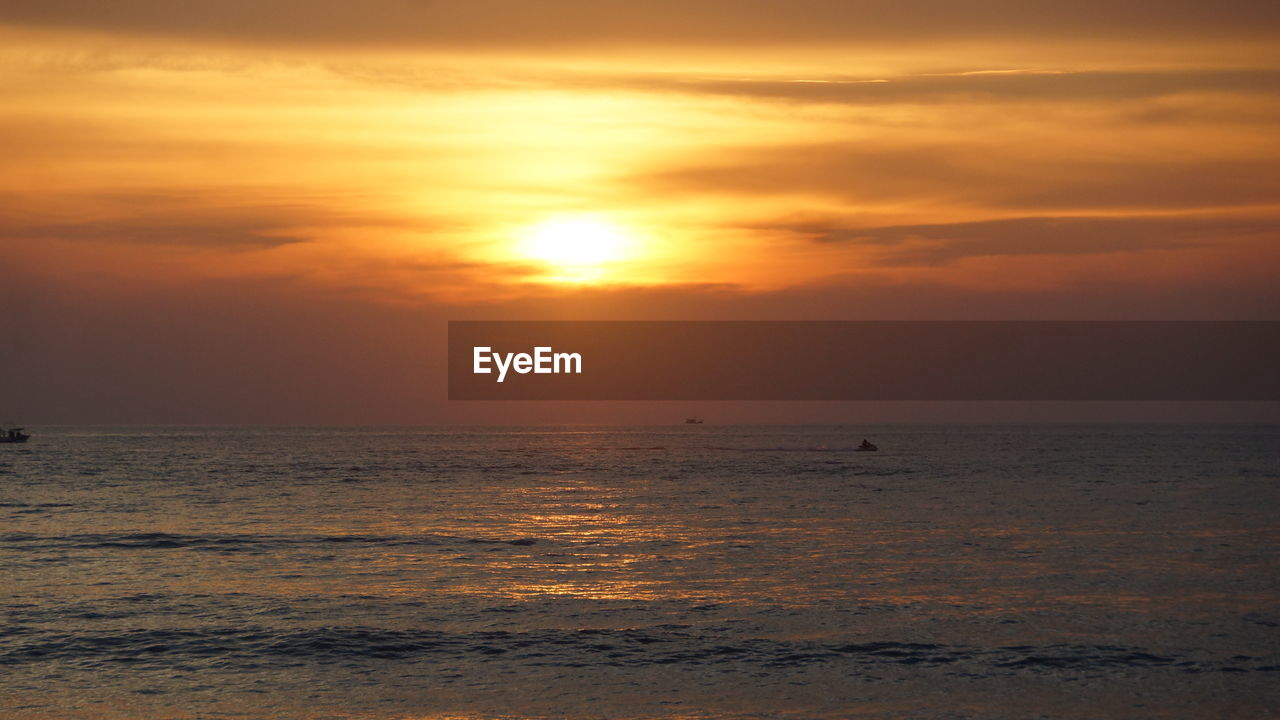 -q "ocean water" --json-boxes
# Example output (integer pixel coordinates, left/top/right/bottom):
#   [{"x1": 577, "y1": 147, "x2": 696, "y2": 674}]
[{"x1": 1, "y1": 425, "x2": 1277, "y2": 719}]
